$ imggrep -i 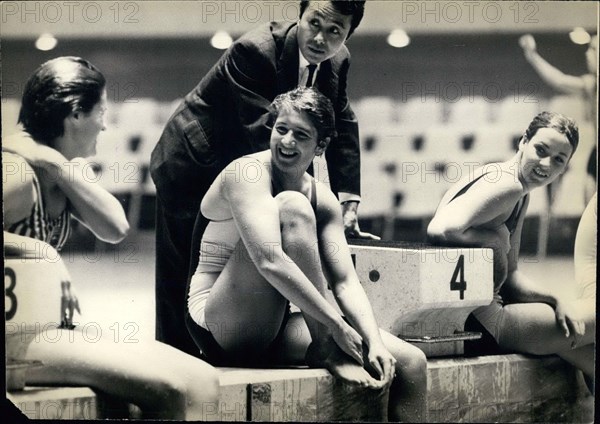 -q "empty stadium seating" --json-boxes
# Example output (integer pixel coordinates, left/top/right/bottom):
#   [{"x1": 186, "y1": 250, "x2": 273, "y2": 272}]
[
  {"x1": 358, "y1": 126, "x2": 404, "y2": 223},
  {"x1": 2, "y1": 94, "x2": 591, "y2": 234},
  {"x1": 396, "y1": 96, "x2": 444, "y2": 127},
  {"x1": 353, "y1": 96, "x2": 399, "y2": 129},
  {"x1": 446, "y1": 96, "x2": 491, "y2": 126},
  {"x1": 492, "y1": 95, "x2": 541, "y2": 133}
]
